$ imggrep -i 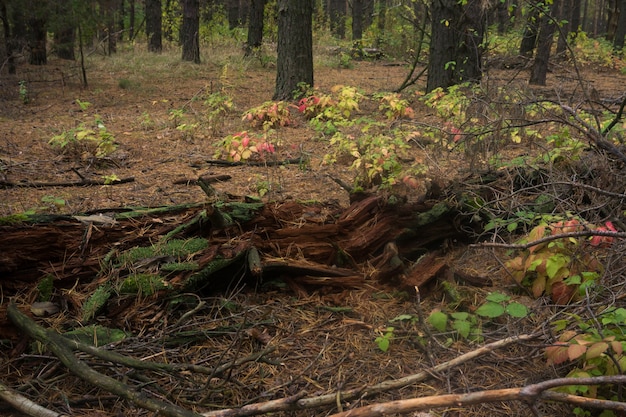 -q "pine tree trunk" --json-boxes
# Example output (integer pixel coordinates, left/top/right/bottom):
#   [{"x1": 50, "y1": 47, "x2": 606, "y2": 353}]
[
  {"x1": 426, "y1": 0, "x2": 485, "y2": 92},
  {"x1": 245, "y1": 0, "x2": 265, "y2": 55},
  {"x1": 28, "y1": 18, "x2": 47, "y2": 65},
  {"x1": 529, "y1": 2, "x2": 558, "y2": 85},
  {"x1": 146, "y1": 0, "x2": 163, "y2": 53},
  {"x1": 329, "y1": 0, "x2": 346, "y2": 39},
  {"x1": 352, "y1": 0, "x2": 364, "y2": 46},
  {"x1": 228, "y1": 0, "x2": 240, "y2": 29},
  {"x1": 54, "y1": 28, "x2": 76, "y2": 60},
  {"x1": 520, "y1": 7, "x2": 539, "y2": 57},
  {"x1": 613, "y1": 0, "x2": 626, "y2": 50},
  {"x1": 273, "y1": 0, "x2": 314, "y2": 100},
  {"x1": 181, "y1": 0, "x2": 200, "y2": 63}
]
